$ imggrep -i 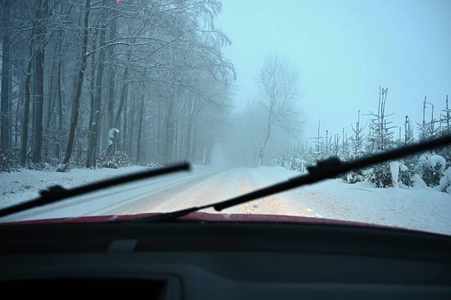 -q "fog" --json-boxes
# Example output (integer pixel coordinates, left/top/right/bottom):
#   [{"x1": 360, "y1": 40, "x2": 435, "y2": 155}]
[
  {"x1": 0, "y1": 0, "x2": 450, "y2": 171},
  {"x1": 216, "y1": 0, "x2": 451, "y2": 158}
]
